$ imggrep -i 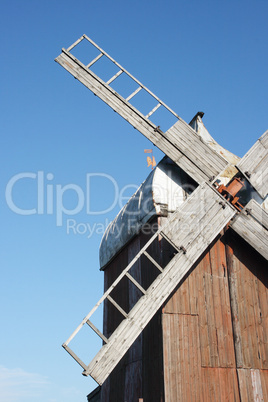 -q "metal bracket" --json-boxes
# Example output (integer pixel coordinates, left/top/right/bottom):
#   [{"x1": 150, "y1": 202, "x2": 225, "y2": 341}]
[
  {"x1": 179, "y1": 246, "x2": 187, "y2": 254},
  {"x1": 154, "y1": 125, "x2": 163, "y2": 134},
  {"x1": 217, "y1": 177, "x2": 245, "y2": 211},
  {"x1": 219, "y1": 201, "x2": 226, "y2": 209}
]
